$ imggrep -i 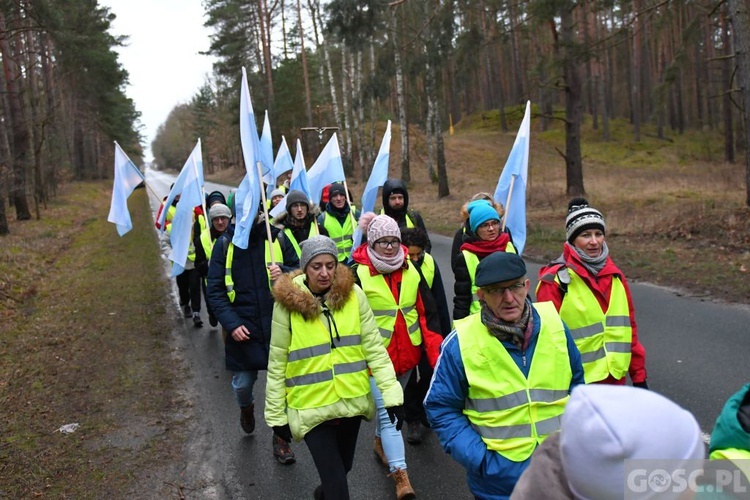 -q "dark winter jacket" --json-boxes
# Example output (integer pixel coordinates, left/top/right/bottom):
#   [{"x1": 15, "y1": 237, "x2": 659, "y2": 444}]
[
  {"x1": 206, "y1": 222, "x2": 299, "y2": 371},
  {"x1": 381, "y1": 179, "x2": 431, "y2": 252},
  {"x1": 193, "y1": 216, "x2": 230, "y2": 278}
]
